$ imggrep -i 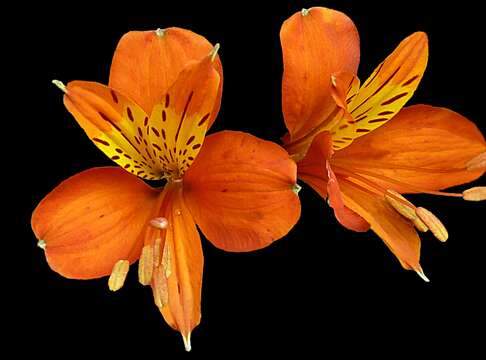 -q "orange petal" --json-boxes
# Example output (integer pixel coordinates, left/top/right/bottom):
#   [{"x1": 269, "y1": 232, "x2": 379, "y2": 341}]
[
  {"x1": 63, "y1": 81, "x2": 163, "y2": 180},
  {"x1": 148, "y1": 51, "x2": 221, "y2": 178},
  {"x1": 183, "y1": 131, "x2": 300, "y2": 252},
  {"x1": 298, "y1": 132, "x2": 369, "y2": 231},
  {"x1": 109, "y1": 28, "x2": 223, "y2": 128},
  {"x1": 333, "y1": 105, "x2": 486, "y2": 192},
  {"x1": 151, "y1": 182, "x2": 203, "y2": 341},
  {"x1": 331, "y1": 32, "x2": 429, "y2": 150},
  {"x1": 326, "y1": 162, "x2": 370, "y2": 232},
  {"x1": 31, "y1": 167, "x2": 159, "y2": 279},
  {"x1": 281, "y1": 7, "x2": 360, "y2": 141},
  {"x1": 338, "y1": 178, "x2": 421, "y2": 270}
]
